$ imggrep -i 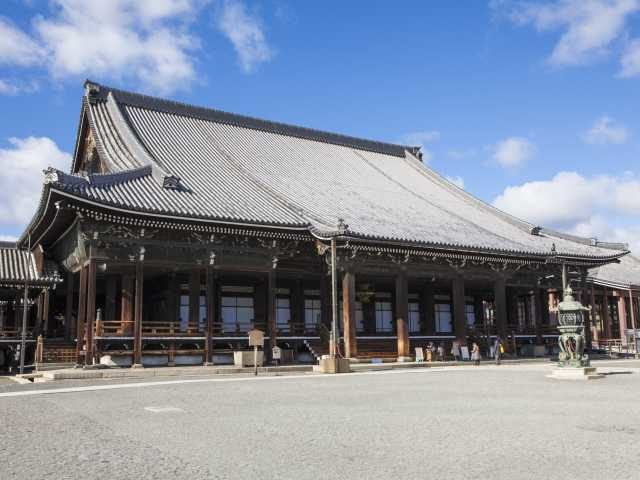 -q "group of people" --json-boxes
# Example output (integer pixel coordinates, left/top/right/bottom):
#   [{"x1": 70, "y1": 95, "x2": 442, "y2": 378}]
[{"x1": 422, "y1": 338, "x2": 504, "y2": 365}]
